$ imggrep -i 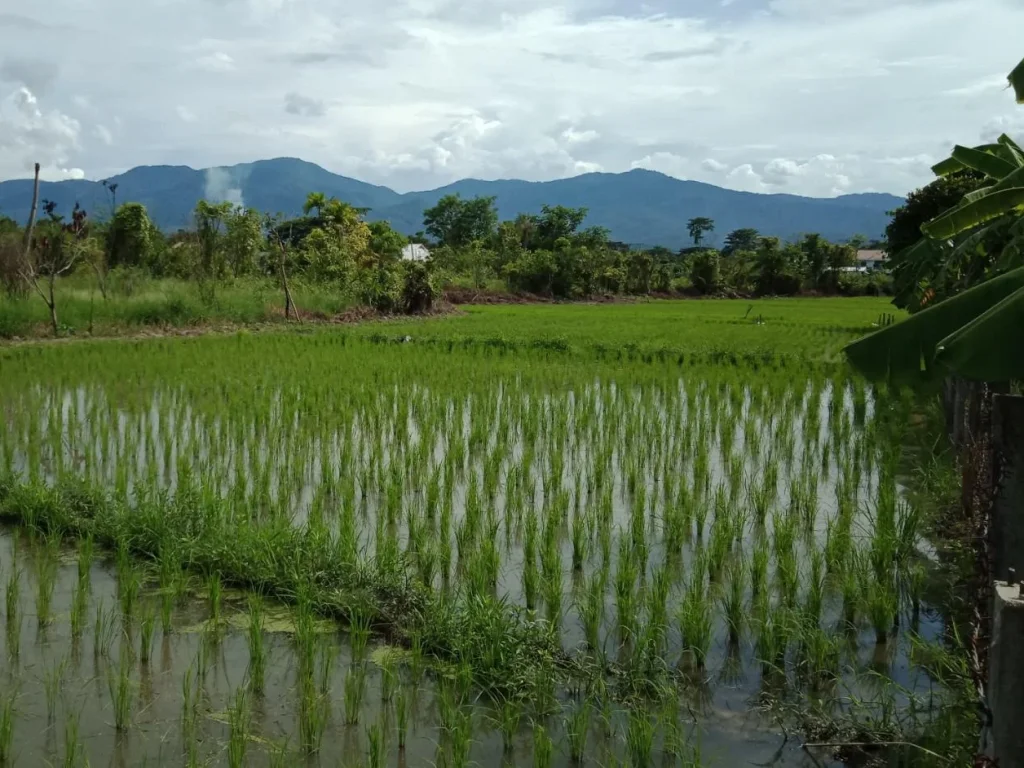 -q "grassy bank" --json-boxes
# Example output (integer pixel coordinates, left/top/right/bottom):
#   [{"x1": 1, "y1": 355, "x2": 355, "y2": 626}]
[{"x1": 0, "y1": 274, "x2": 353, "y2": 339}]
